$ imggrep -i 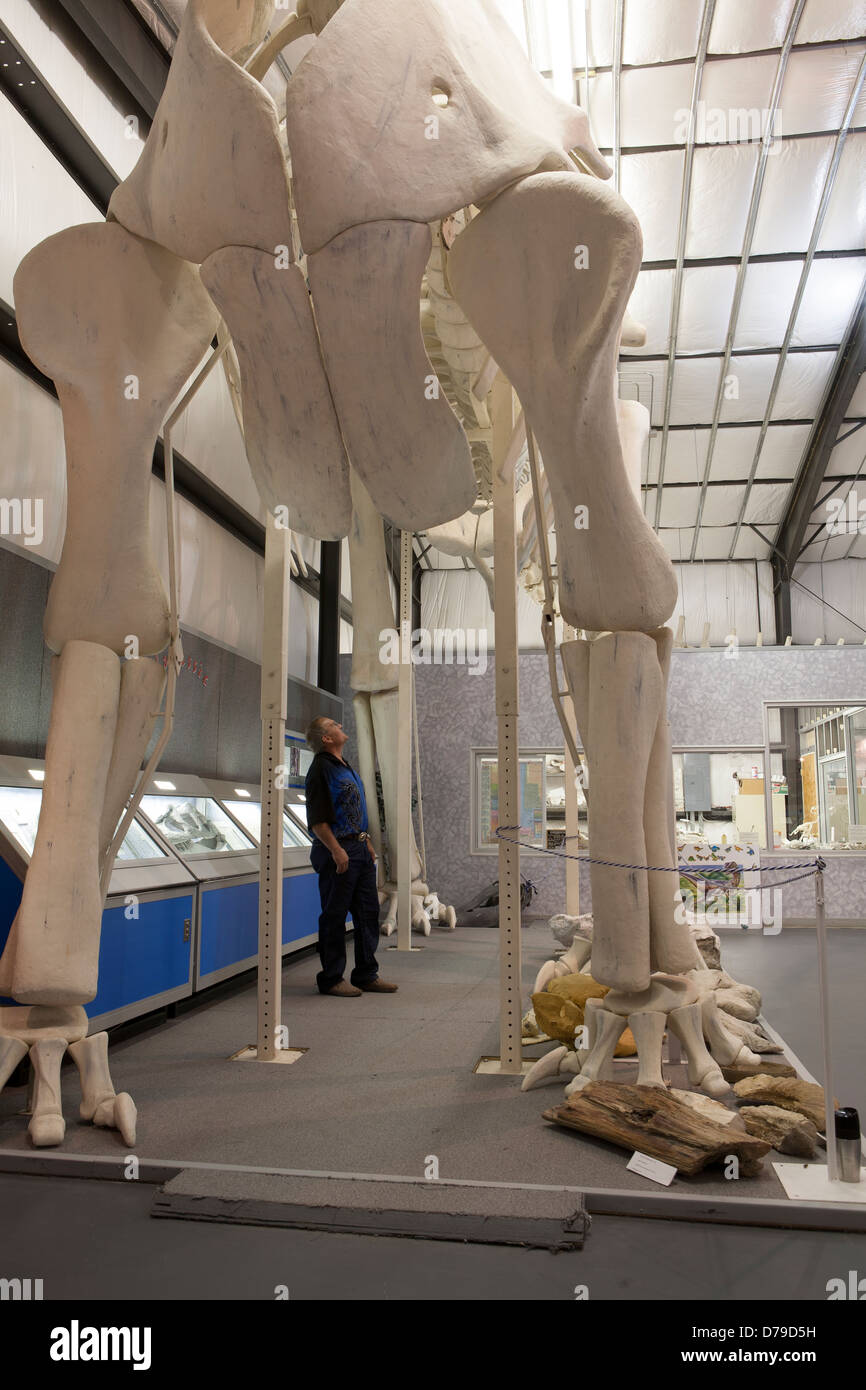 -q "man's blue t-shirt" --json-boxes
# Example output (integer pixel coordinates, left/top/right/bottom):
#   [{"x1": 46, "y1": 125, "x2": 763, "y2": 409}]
[{"x1": 305, "y1": 751, "x2": 369, "y2": 838}]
